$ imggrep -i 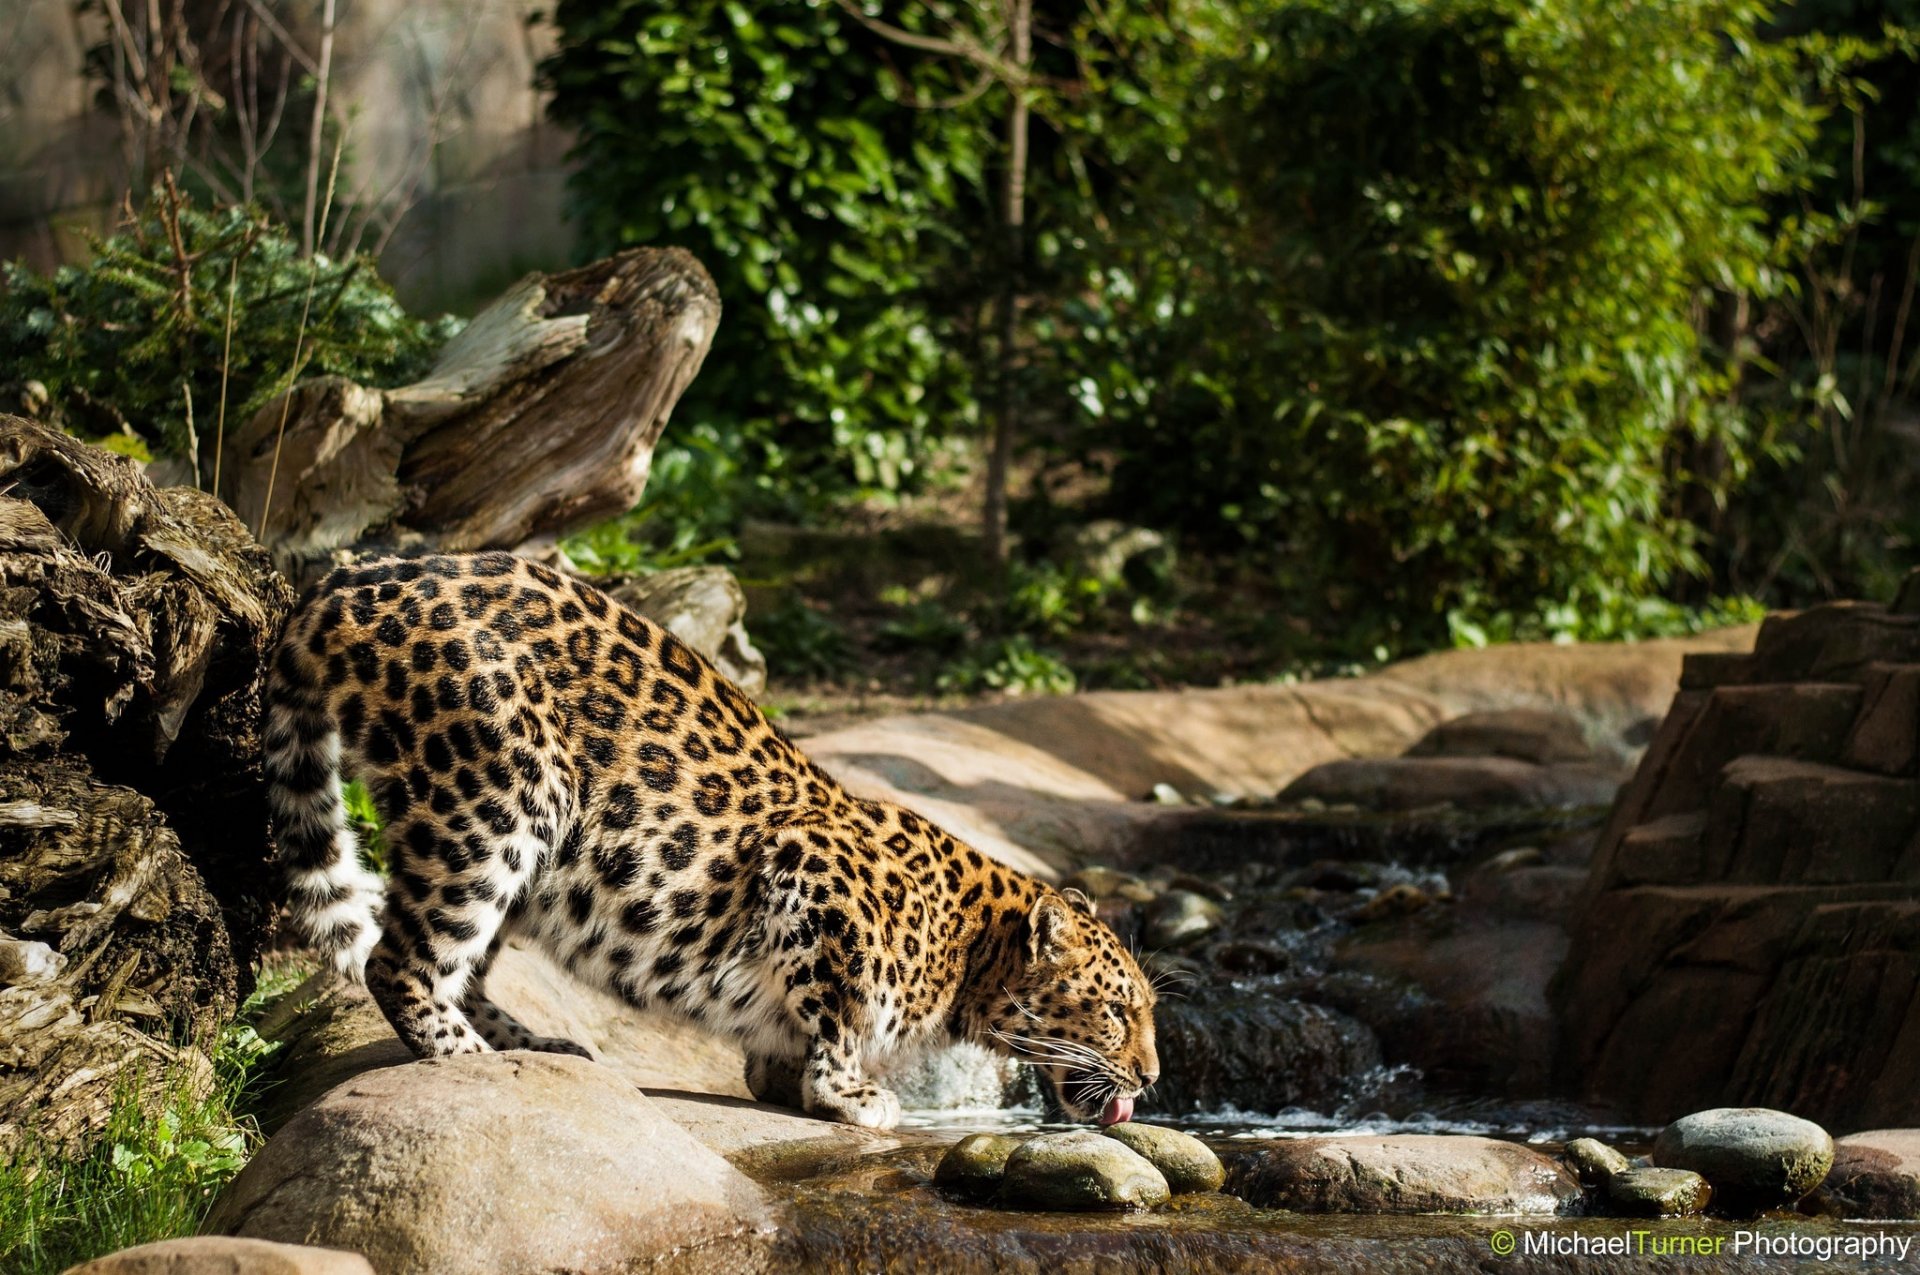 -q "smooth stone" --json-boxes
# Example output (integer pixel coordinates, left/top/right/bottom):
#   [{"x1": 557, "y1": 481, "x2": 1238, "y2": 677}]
[
  {"x1": 1816, "y1": 1129, "x2": 1920, "y2": 1219},
  {"x1": 1059, "y1": 866, "x2": 1157, "y2": 904},
  {"x1": 1405, "y1": 708, "x2": 1598, "y2": 765},
  {"x1": 1000, "y1": 1130, "x2": 1171, "y2": 1211},
  {"x1": 1144, "y1": 890, "x2": 1223, "y2": 948},
  {"x1": 1150, "y1": 782, "x2": 1186, "y2": 806},
  {"x1": 62, "y1": 1238, "x2": 373, "y2": 1275},
  {"x1": 1101, "y1": 1123, "x2": 1225, "y2": 1194},
  {"x1": 1229, "y1": 1135, "x2": 1582, "y2": 1214},
  {"x1": 1652, "y1": 1107, "x2": 1835, "y2": 1211},
  {"x1": 1562, "y1": 1137, "x2": 1632, "y2": 1187},
  {"x1": 1607, "y1": 1167, "x2": 1711, "y2": 1217},
  {"x1": 207, "y1": 1053, "x2": 769, "y2": 1275},
  {"x1": 935, "y1": 1133, "x2": 1027, "y2": 1199}
]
